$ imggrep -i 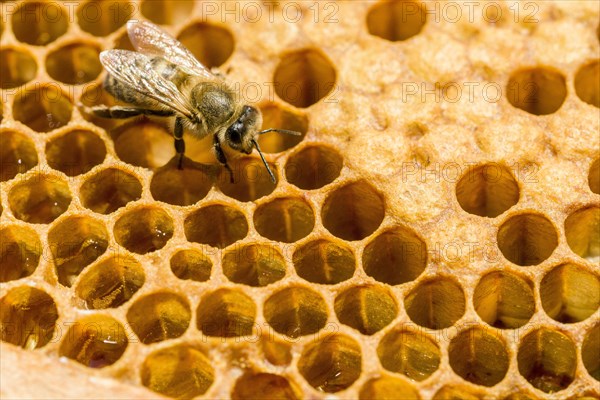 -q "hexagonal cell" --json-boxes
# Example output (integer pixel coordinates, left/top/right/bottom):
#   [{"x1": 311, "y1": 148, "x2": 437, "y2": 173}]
[
  {"x1": 449, "y1": 327, "x2": 509, "y2": 387},
  {"x1": 8, "y1": 175, "x2": 71, "y2": 224},
  {"x1": 11, "y1": 1, "x2": 68, "y2": 45},
  {"x1": 232, "y1": 373, "x2": 301, "y2": 400},
  {"x1": 334, "y1": 285, "x2": 398, "y2": 335},
  {"x1": 433, "y1": 385, "x2": 486, "y2": 400},
  {"x1": 366, "y1": 0, "x2": 426, "y2": 42},
  {"x1": 177, "y1": 22, "x2": 234, "y2": 69},
  {"x1": 262, "y1": 339, "x2": 292, "y2": 367},
  {"x1": 0, "y1": 47, "x2": 37, "y2": 89},
  {"x1": 45, "y1": 129, "x2": 106, "y2": 176},
  {"x1": 12, "y1": 84, "x2": 72, "y2": 132},
  {"x1": 377, "y1": 329, "x2": 440, "y2": 381},
  {"x1": 582, "y1": 324, "x2": 600, "y2": 381},
  {"x1": 76, "y1": 0, "x2": 133, "y2": 36},
  {"x1": 48, "y1": 215, "x2": 109, "y2": 287},
  {"x1": 79, "y1": 168, "x2": 142, "y2": 214},
  {"x1": 113, "y1": 207, "x2": 174, "y2": 254},
  {"x1": 222, "y1": 244, "x2": 286, "y2": 287},
  {"x1": 141, "y1": 345, "x2": 214, "y2": 398},
  {"x1": 140, "y1": 0, "x2": 194, "y2": 25},
  {"x1": 59, "y1": 315, "x2": 128, "y2": 368},
  {"x1": 293, "y1": 239, "x2": 356, "y2": 284},
  {"x1": 404, "y1": 277, "x2": 465, "y2": 329},
  {"x1": 170, "y1": 249, "x2": 212, "y2": 282},
  {"x1": 257, "y1": 104, "x2": 308, "y2": 153},
  {"x1": 517, "y1": 328, "x2": 577, "y2": 393},
  {"x1": 506, "y1": 67, "x2": 567, "y2": 115},
  {"x1": 455, "y1": 164, "x2": 520, "y2": 217},
  {"x1": 473, "y1": 271, "x2": 535, "y2": 329},
  {"x1": 0, "y1": 286, "x2": 58, "y2": 349},
  {"x1": 184, "y1": 204, "x2": 248, "y2": 248},
  {"x1": 76, "y1": 255, "x2": 144, "y2": 309},
  {"x1": 0, "y1": 225, "x2": 41, "y2": 283},
  {"x1": 590, "y1": 158, "x2": 600, "y2": 194},
  {"x1": 322, "y1": 180, "x2": 385, "y2": 241},
  {"x1": 285, "y1": 145, "x2": 343, "y2": 190},
  {"x1": 113, "y1": 30, "x2": 134, "y2": 51},
  {"x1": 45, "y1": 42, "x2": 102, "y2": 85},
  {"x1": 540, "y1": 263, "x2": 599, "y2": 323},
  {"x1": 274, "y1": 49, "x2": 337, "y2": 108},
  {"x1": 575, "y1": 60, "x2": 600, "y2": 108},
  {"x1": 264, "y1": 286, "x2": 328, "y2": 338},
  {"x1": 253, "y1": 197, "x2": 315, "y2": 243},
  {"x1": 114, "y1": 120, "x2": 175, "y2": 169},
  {"x1": 217, "y1": 157, "x2": 277, "y2": 202},
  {"x1": 0, "y1": 129, "x2": 38, "y2": 181},
  {"x1": 127, "y1": 292, "x2": 191, "y2": 344},
  {"x1": 362, "y1": 227, "x2": 427, "y2": 285},
  {"x1": 197, "y1": 288, "x2": 256, "y2": 337},
  {"x1": 497, "y1": 213, "x2": 558, "y2": 266},
  {"x1": 150, "y1": 160, "x2": 212, "y2": 206},
  {"x1": 565, "y1": 205, "x2": 600, "y2": 262},
  {"x1": 359, "y1": 376, "x2": 420, "y2": 400},
  {"x1": 298, "y1": 334, "x2": 362, "y2": 393}
]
